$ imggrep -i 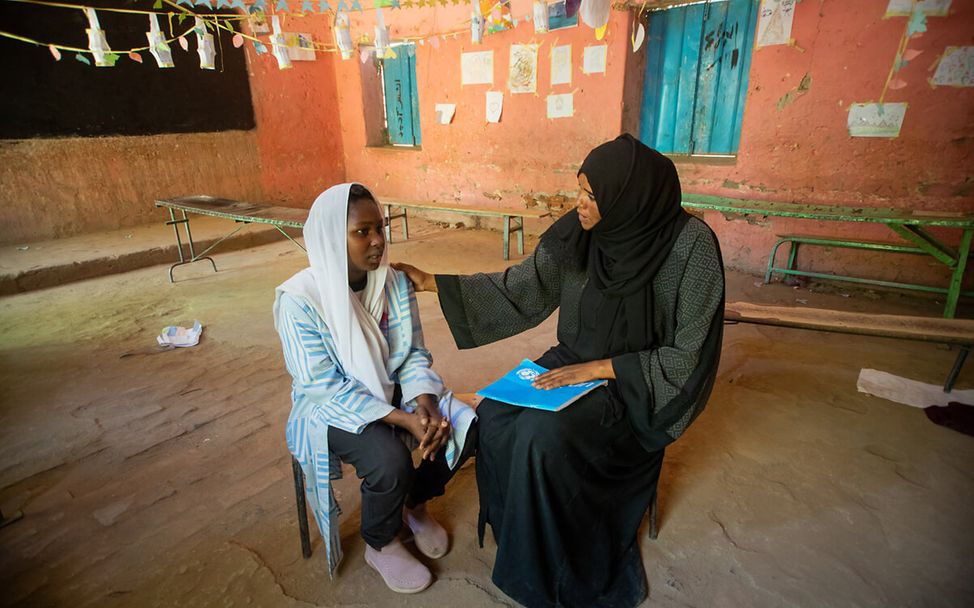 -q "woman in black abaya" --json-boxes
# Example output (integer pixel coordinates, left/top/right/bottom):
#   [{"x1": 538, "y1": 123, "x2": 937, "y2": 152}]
[{"x1": 394, "y1": 134, "x2": 725, "y2": 607}]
